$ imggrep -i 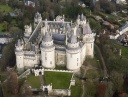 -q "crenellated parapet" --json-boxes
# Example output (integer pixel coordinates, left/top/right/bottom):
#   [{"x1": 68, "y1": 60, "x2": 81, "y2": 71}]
[{"x1": 83, "y1": 33, "x2": 96, "y2": 43}]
